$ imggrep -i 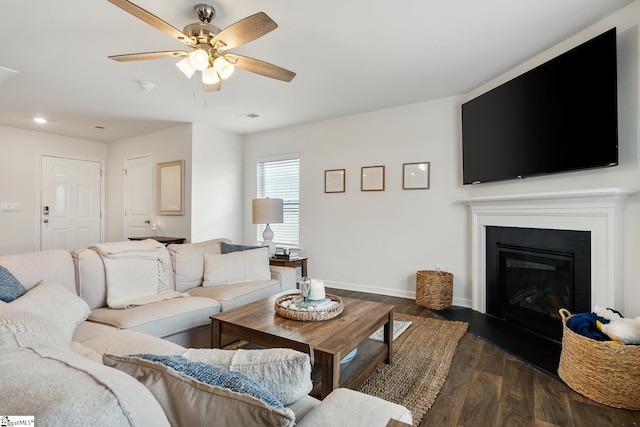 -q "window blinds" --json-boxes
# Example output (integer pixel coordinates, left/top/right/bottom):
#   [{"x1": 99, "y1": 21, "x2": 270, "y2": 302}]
[{"x1": 257, "y1": 157, "x2": 299, "y2": 248}]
